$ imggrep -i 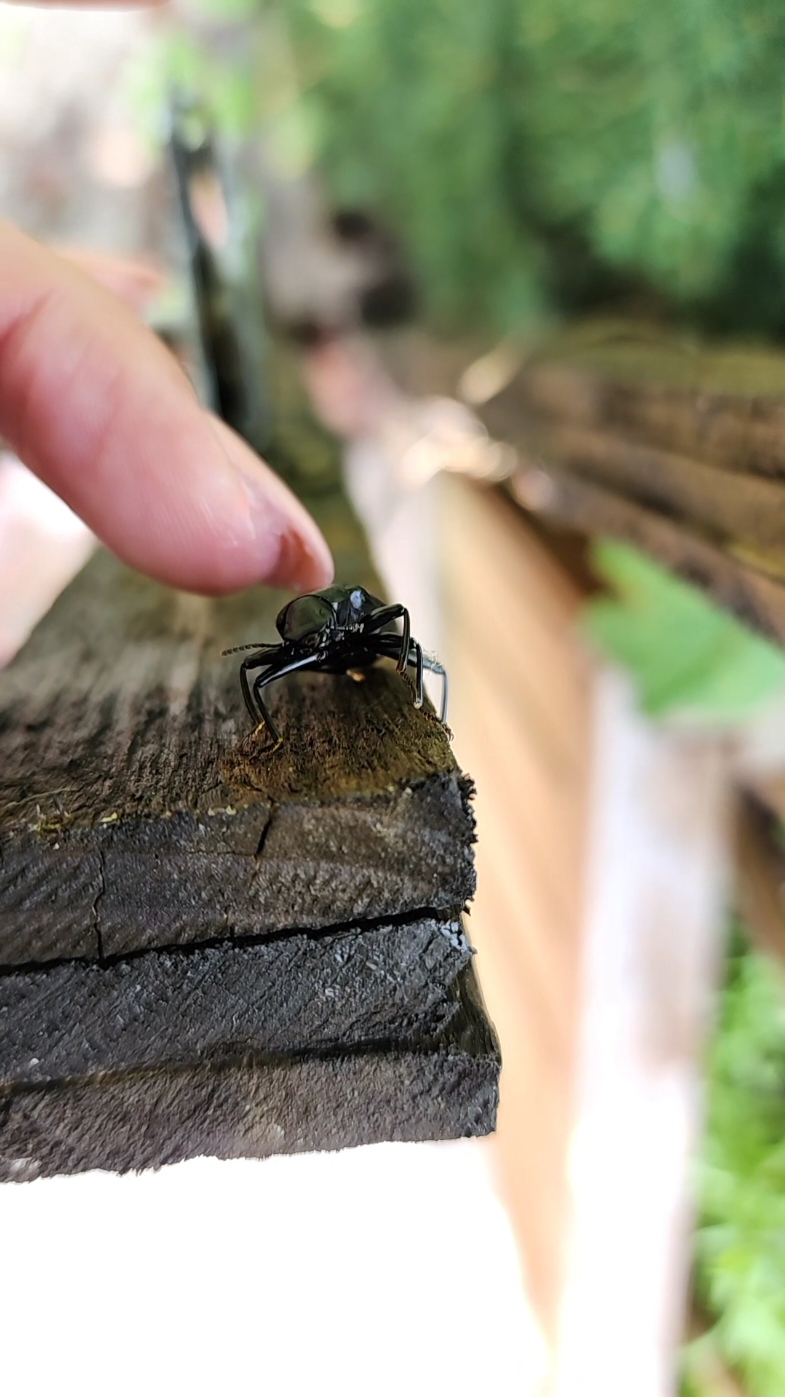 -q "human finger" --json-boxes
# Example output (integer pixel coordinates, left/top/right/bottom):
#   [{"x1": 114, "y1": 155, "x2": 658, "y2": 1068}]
[
  {"x1": 0, "y1": 220, "x2": 333, "y2": 595},
  {"x1": 54, "y1": 246, "x2": 165, "y2": 316}
]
